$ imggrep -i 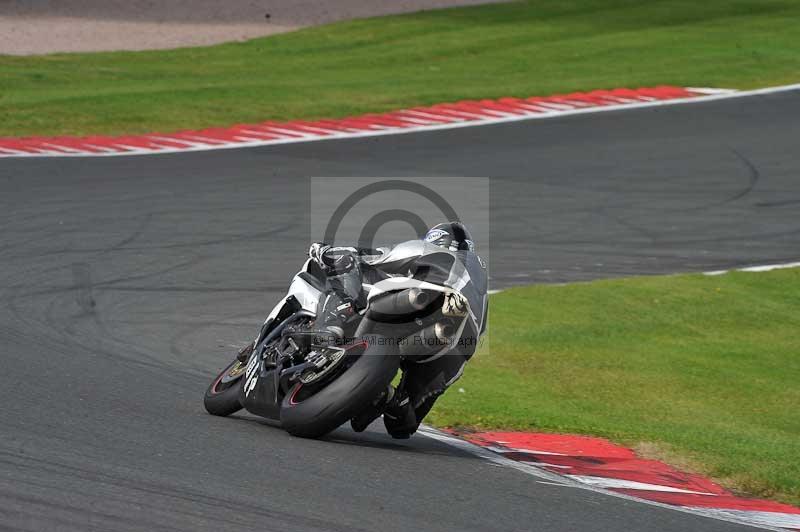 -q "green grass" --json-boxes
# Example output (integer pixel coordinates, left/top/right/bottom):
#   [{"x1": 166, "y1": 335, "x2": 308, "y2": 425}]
[
  {"x1": 429, "y1": 268, "x2": 800, "y2": 506},
  {"x1": 1, "y1": 0, "x2": 800, "y2": 137}
]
